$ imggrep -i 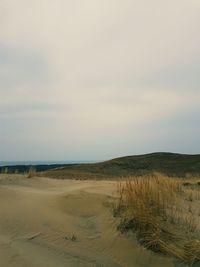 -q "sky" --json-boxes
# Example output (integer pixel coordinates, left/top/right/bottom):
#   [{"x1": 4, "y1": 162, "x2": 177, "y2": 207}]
[{"x1": 0, "y1": 0, "x2": 200, "y2": 161}]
